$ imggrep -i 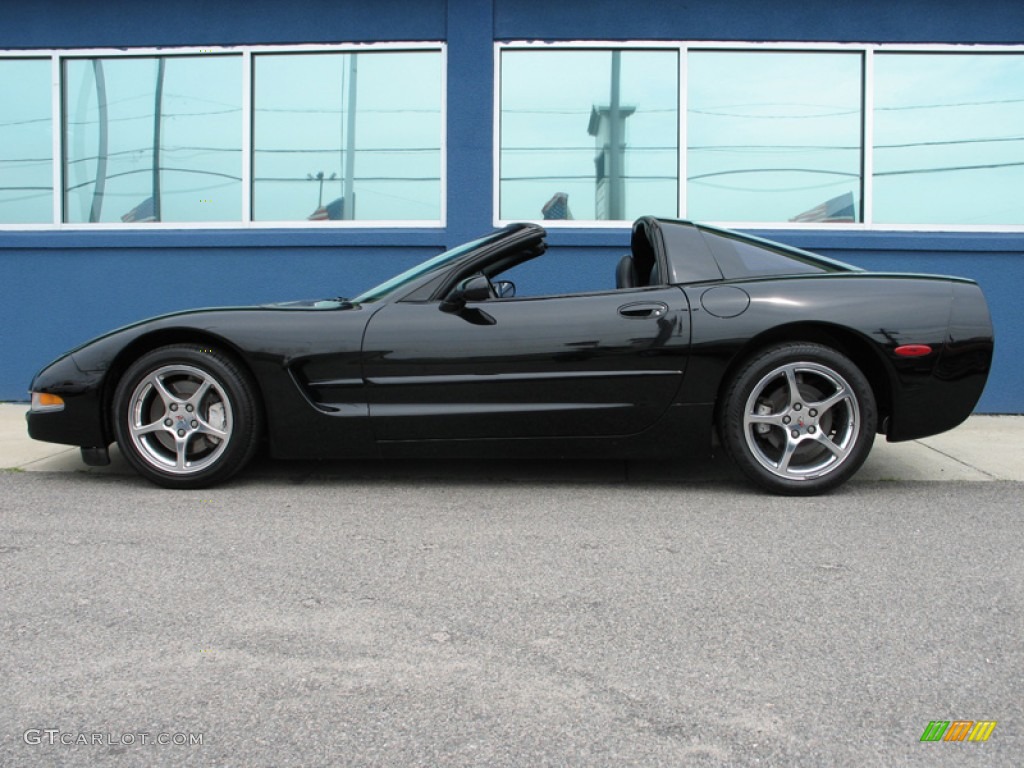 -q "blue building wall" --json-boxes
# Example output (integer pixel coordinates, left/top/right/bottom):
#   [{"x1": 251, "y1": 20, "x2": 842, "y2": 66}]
[
  {"x1": 1, "y1": 0, "x2": 1022, "y2": 411},
  {"x1": 494, "y1": 0, "x2": 1024, "y2": 44},
  {"x1": 3, "y1": 0, "x2": 449, "y2": 47}
]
